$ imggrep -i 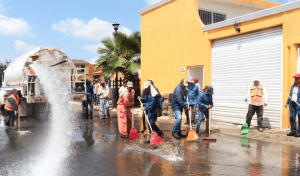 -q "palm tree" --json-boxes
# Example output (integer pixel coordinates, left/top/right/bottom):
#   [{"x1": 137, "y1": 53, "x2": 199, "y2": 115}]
[{"x1": 95, "y1": 31, "x2": 141, "y2": 78}]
